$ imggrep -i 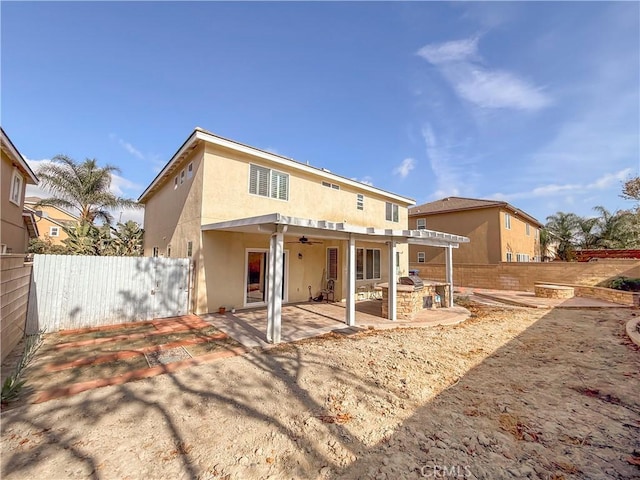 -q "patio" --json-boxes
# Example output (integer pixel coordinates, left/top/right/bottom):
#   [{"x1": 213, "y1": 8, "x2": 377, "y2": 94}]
[{"x1": 200, "y1": 300, "x2": 470, "y2": 348}]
